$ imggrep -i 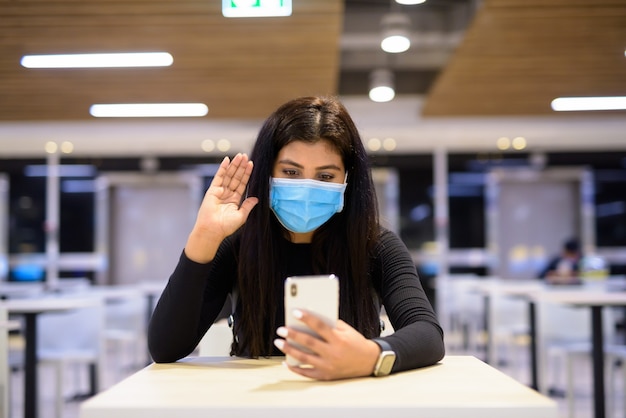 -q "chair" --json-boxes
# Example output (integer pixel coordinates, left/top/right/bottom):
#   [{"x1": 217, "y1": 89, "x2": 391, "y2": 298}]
[
  {"x1": 488, "y1": 289, "x2": 532, "y2": 374},
  {"x1": 0, "y1": 307, "x2": 23, "y2": 418},
  {"x1": 379, "y1": 310, "x2": 395, "y2": 337},
  {"x1": 101, "y1": 288, "x2": 148, "y2": 377},
  {"x1": 605, "y1": 344, "x2": 626, "y2": 418},
  {"x1": 436, "y1": 275, "x2": 485, "y2": 354},
  {"x1": 198, "y1": 319, "x2": 233, "y2": 357},
  {"x1": 537, "y1": 300, "x2": 617, "y2": 418},
  {"x1": 35, "y1": 296, "x2": 106, "y2": 418},
  {"x1": 1, "y1": 305, "x2": 9, "y2": 418}
]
